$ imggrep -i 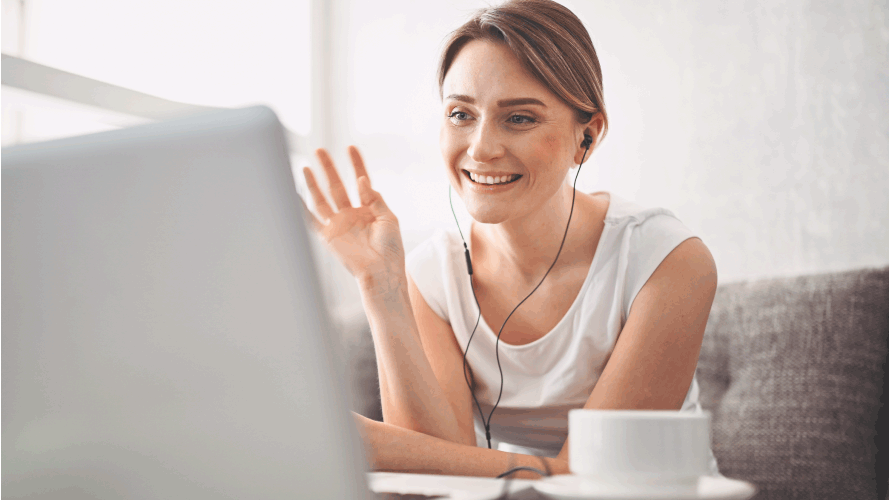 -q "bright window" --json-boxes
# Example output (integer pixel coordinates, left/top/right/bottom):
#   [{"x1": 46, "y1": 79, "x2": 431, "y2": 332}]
[{"x1": 2, "y1": 0, "x2": 310, "y2": 145}]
